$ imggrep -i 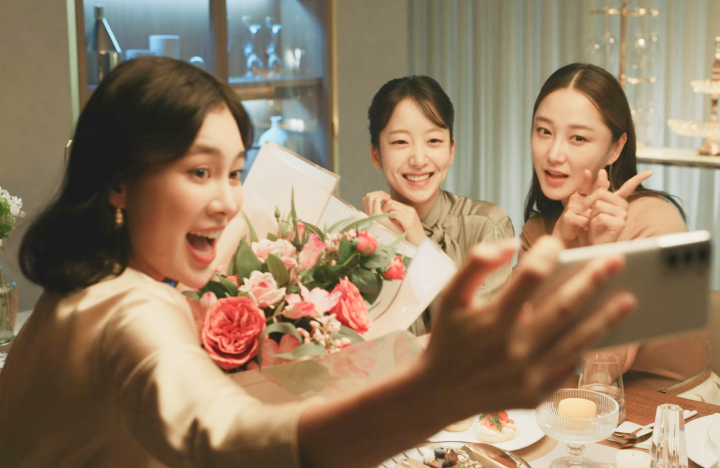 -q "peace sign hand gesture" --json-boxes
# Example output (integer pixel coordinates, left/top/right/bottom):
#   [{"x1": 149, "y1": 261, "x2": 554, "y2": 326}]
[{"x1": 582, "y1": 169, "x2": 653, "y2": 245}]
